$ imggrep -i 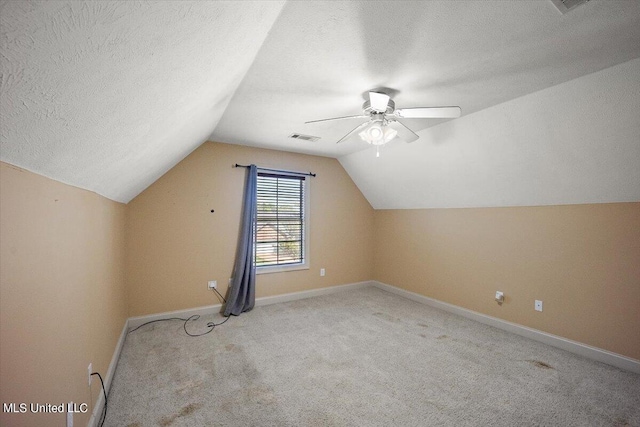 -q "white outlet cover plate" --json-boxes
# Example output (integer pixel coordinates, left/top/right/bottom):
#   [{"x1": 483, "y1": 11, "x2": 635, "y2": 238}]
[{"x1": 535, "y1": 300, "x2": 543, "y2": 312}]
